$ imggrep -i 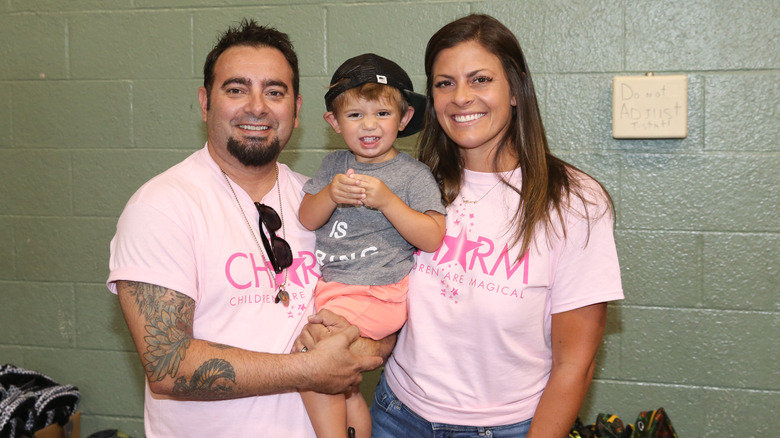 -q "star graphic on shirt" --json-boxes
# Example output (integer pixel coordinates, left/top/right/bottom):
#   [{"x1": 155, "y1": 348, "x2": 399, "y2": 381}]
[
  {"x1": 437, "y1": 226, "x2": 482, "y2": 271},
  {"x1": 284, "y1": 256, "x2": 307, "y2": 288},
  {"x1": 286, "y1": 303, "x2": 308, "y2": 319}
]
